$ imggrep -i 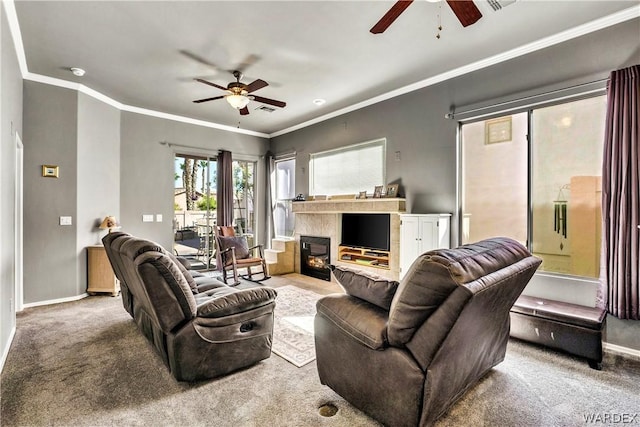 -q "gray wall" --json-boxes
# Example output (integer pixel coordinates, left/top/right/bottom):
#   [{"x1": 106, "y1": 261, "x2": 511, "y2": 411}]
[
  {"x1": 76, "y1": 92, "x2": 120, "y2": 292},
  {"x1": 19, "y1": 89, "x2": 269, "y2": 305},
  {"x1": 119, "y1": 112, "x2": 269, "y2": 250},
  {"x1": 23, "y1": 82, "x2": 78, "y2": 303},
  {"x1": 271, "y1": 20, "x2": 640, "y2": 350},
  {"x1": 1, "y1": 2, "x2": 24, "y2": 367}
]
